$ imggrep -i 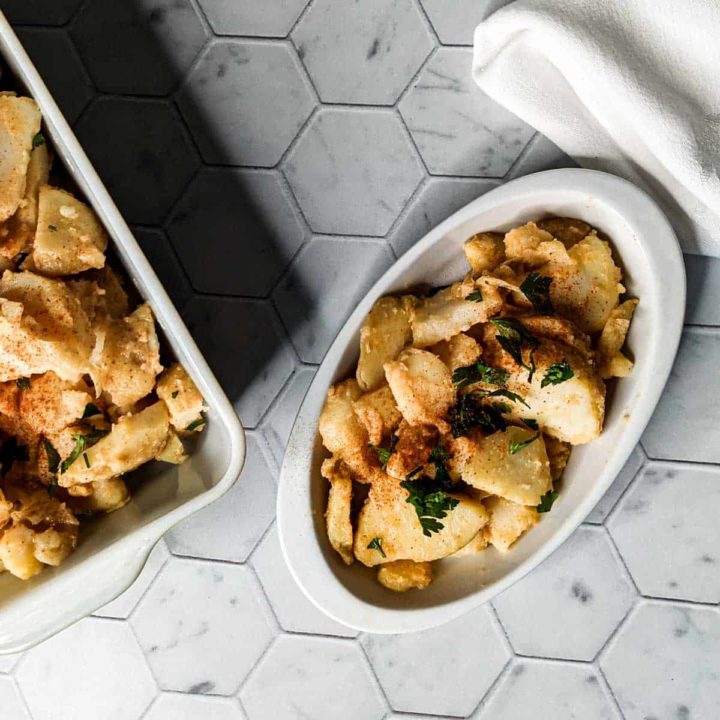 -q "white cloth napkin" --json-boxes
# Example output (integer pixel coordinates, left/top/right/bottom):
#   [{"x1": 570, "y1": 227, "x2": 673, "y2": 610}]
[{"x1": 472, "y1": 0, "x2": 720, "y2": 255}]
